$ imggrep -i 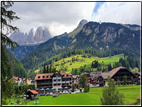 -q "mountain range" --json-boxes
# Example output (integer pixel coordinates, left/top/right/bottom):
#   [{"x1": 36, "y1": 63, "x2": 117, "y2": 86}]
[
  {"x1": 9, "y1": 19, "x2": 140, "y2": 71},
  {"x1": 9, "y1": 26, "x2": 52, "y2": 45}
]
